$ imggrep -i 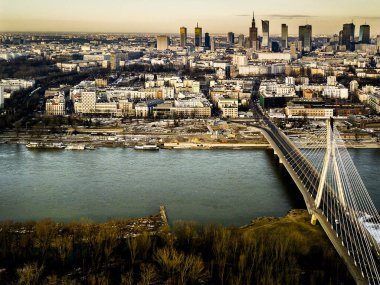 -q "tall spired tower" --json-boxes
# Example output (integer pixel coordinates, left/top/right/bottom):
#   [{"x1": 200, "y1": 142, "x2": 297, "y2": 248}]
[{"x1": 249, "y1": 11, "x2": 258, "y2": 50}]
